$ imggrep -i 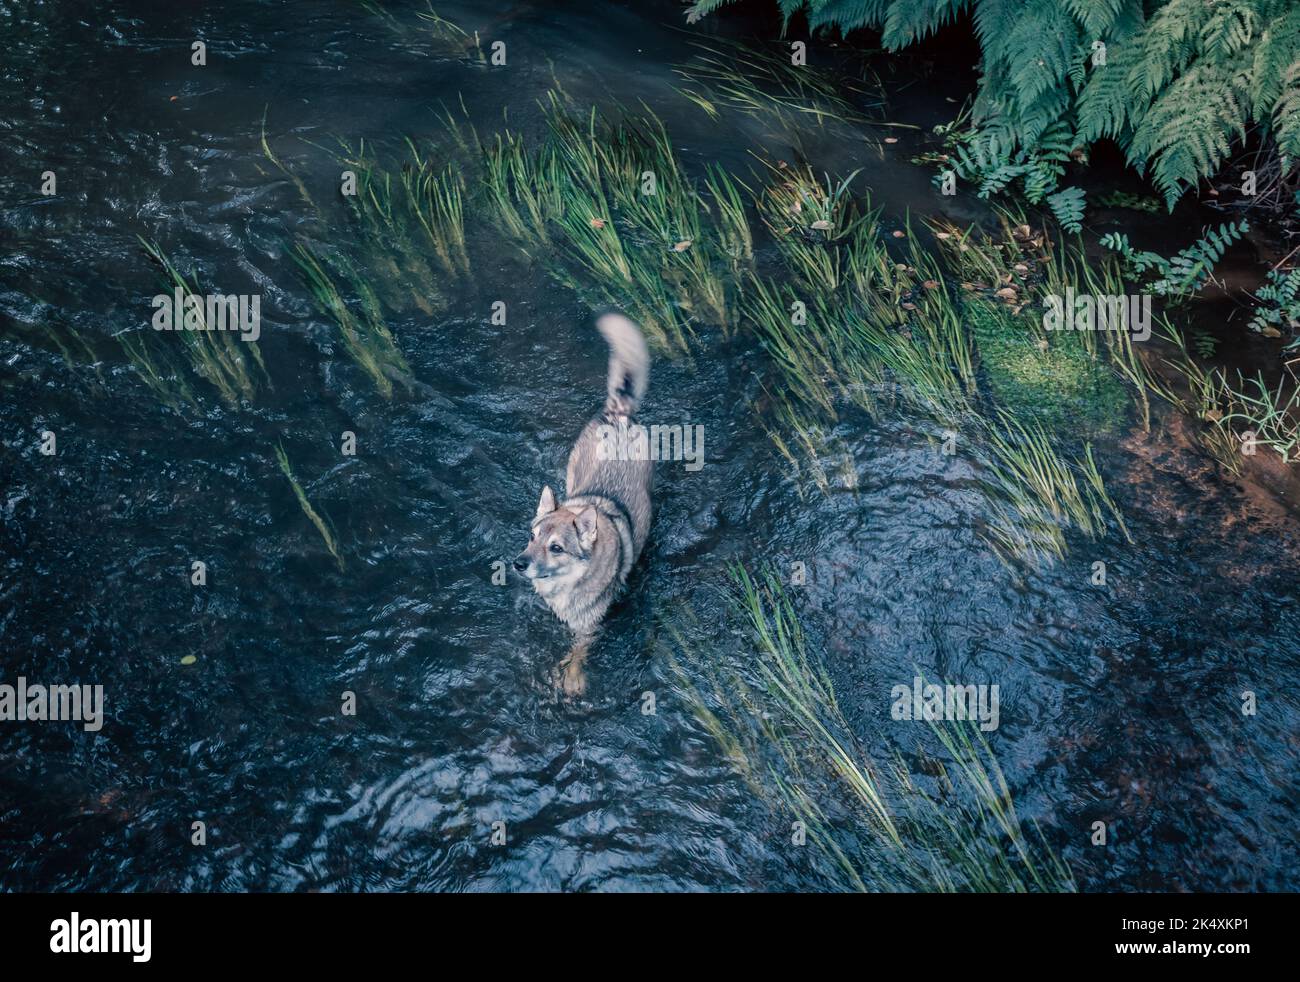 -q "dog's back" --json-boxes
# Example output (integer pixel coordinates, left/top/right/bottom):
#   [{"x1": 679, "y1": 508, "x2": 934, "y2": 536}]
[
  {"x1": 516, "y1": 313, "x2": 654, "y2": 646},
  {"x1": 565, "y1": 313, "x2": 654, "y2": 569}
]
